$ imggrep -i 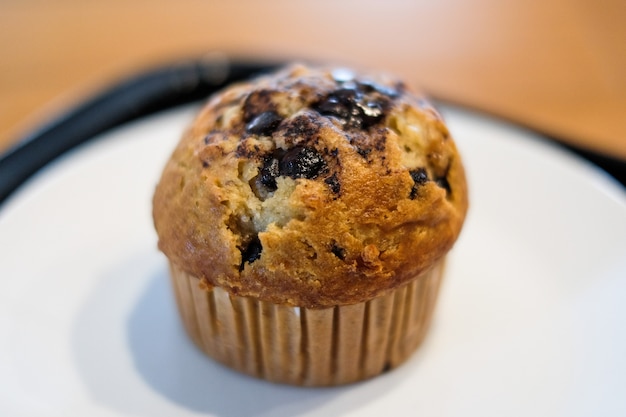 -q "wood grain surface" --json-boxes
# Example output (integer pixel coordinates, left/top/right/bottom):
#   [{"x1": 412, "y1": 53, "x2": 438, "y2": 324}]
[{"x1": 1, "y1": 0, "x2": 624, "y2": 158}]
